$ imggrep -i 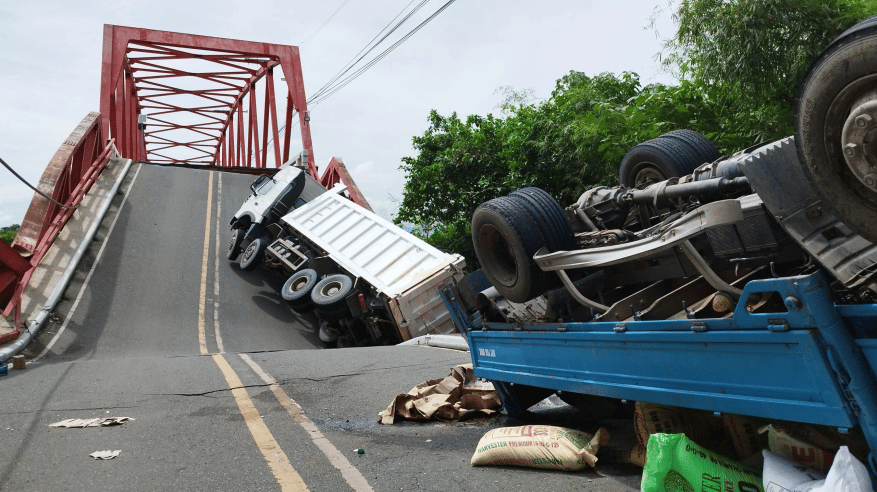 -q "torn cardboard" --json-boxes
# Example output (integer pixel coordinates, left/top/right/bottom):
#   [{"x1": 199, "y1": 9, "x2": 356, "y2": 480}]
[{"x1": 379, "y1": 364, "x2": 501, "y2": 424}]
